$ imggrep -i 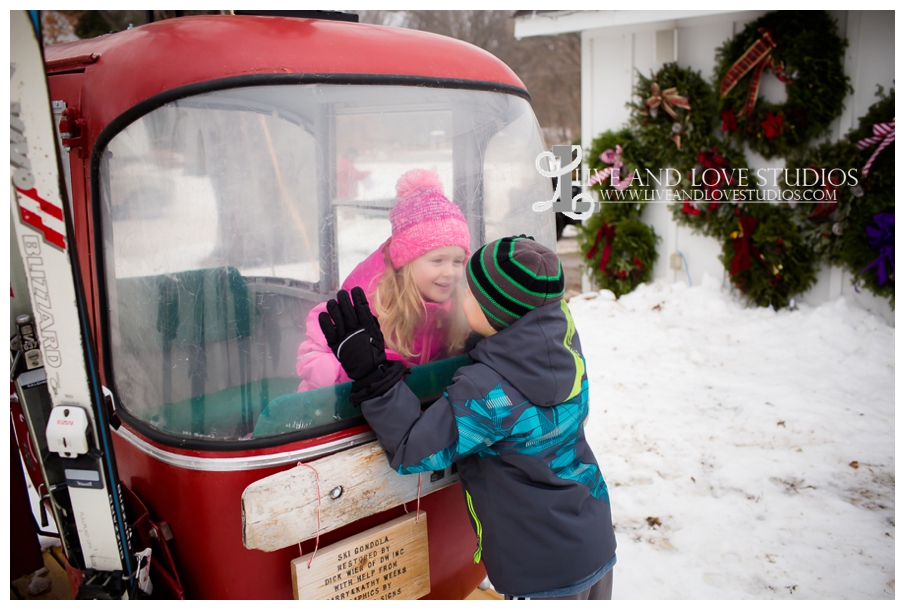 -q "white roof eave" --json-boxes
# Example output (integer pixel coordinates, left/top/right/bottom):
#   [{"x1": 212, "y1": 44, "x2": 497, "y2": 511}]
[{"x1": 514, "y1": 10, "x2": 744, "y2": 38}]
